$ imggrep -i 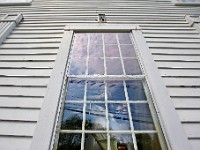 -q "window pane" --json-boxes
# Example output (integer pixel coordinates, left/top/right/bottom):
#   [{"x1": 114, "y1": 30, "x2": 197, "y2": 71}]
[
  {"x1": 105, "y1": 45, "x2": 120, "y2": 57},
  {"x1": 89, "y1": 44, "x2": 103, "y2": 58},
  {"x1": 136, "y1": 134, "x2": 161, "y2": 150},
  {"x1": 108, "y1": 103, "x2": 130, "y2": 130},
  {"x1": 71, "y1": 44, "x2": 87, "y2": 58},
  {"x1": 107, "y1": 81, "x2": 125, "y2": 100},
  {"x1": 124, "y1": 58, "x2": 142, "y2": 75},
  {"x1": 88, "y1": 58, "x2": 104, "y2": 75},
  {"x1": 90, "y1": 33, "x2": 103, "y2": 44},
  {"x1": 120, "y1": 45, "x2": 136, "y2": 58},
  {"x1": 104, "y1": 33, "x2": 117, "y2": 44},
  {"x1": 130, "y1": 103, "x2": 155, "y2": 130},
  {"x1": 57, "y1": 133, "x2": 82, "y2": 150},
  {"x1": 61, "y1": 103, "x2": 83, "y2": 130},
  {"x1": 110, "y1": 134, "x2": 134, "y2": 150},
  {"x1": 118, "y1": 33, "x2": 132, "y2": 44},
  {"x1": 85, "y1": 103, "x2": 107, "y2": 130},
  {"x1": 126, "y1": 80, "x2": 147, "y2": 100},
  {"x1": 66, "y1": 80, "x2": 85, "y2": 101},
  {"x1": 69, "y1": 58, "x2": 86, "y2": 75},
  {"x1": 74, "y1": 33, "x2": 88, "y2": 45},
  {"x1": 84, "y1": 133, "x2": 107, "y2": 150},
  {"x1": 87, "y1": 80, "x2": 105, "y2": 101},
  {"x1": 106, "y1": 58, "x2": 123, "y2": 75}
]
